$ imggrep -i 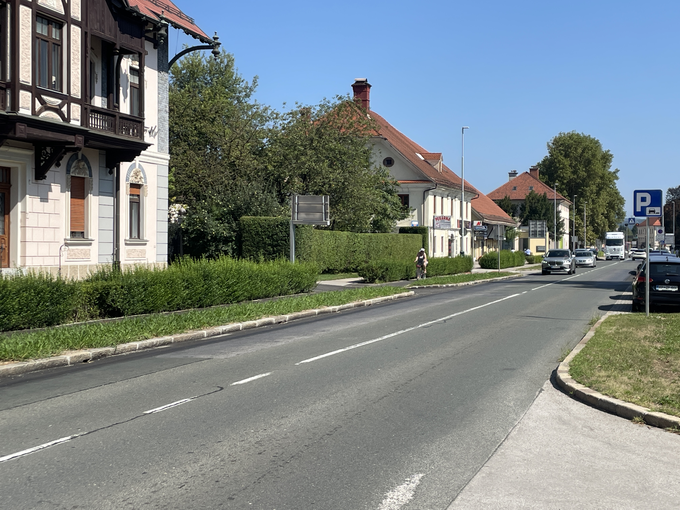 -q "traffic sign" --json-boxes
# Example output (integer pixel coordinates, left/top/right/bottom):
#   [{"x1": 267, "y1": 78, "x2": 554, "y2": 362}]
[
  {"x1": 627, "y1": 217, "x2": 636, "y2": 225},
  {"x1": 633, "y1": 189, "x2": 663, "y2": 217}
]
